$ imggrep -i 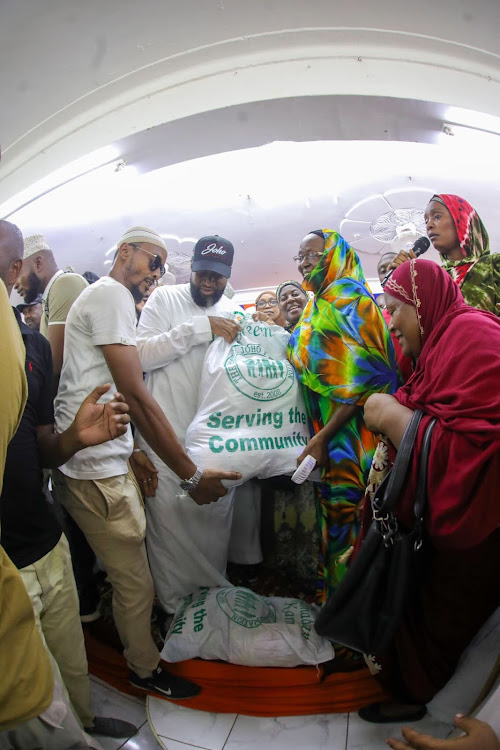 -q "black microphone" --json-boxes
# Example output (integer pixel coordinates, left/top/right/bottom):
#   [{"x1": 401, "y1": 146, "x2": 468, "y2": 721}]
[{"x1": 381, "y1": 236, "x2": 431, "y2": 287}]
